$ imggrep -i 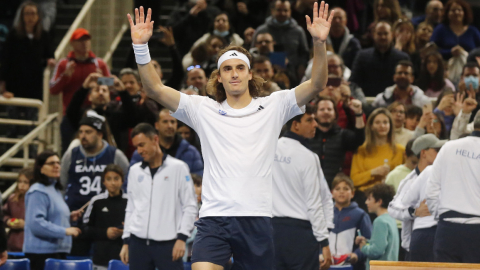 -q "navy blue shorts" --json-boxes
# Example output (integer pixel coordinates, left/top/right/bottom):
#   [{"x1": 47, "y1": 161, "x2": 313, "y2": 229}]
[{"x1": 191, "y1": 217, "x2": 274, "y2": 269}]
